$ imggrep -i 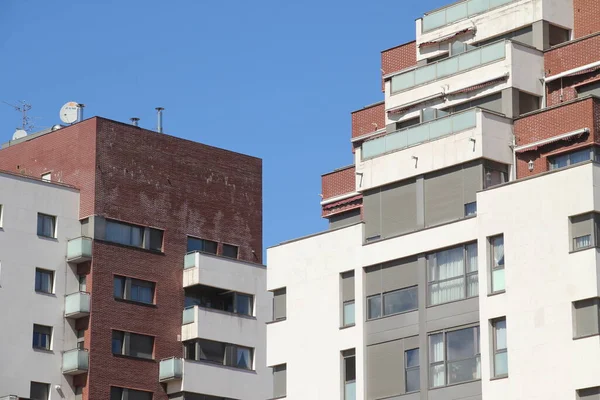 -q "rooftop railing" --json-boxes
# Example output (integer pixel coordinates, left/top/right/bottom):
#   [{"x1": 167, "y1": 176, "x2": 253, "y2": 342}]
[{"x1": 422, "y1": 0, "x2": 518, "y2": 32}]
